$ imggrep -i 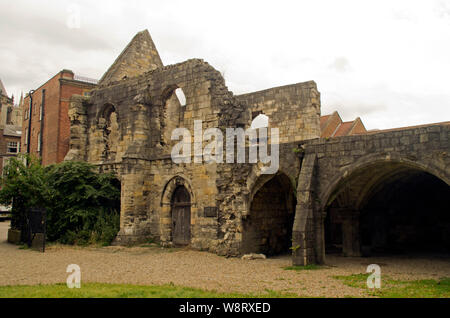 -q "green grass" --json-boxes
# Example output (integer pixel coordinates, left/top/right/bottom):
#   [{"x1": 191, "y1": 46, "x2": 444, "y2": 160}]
[
  {"x1": 334, "y1": 273, "x2": 450, "y2": 298},
  {"x1": 0, "y1": 283, "x2": 297, "y2": 298},
  {"x1": 283, "y1": 264, "x2": 325, "y2": 271}
]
